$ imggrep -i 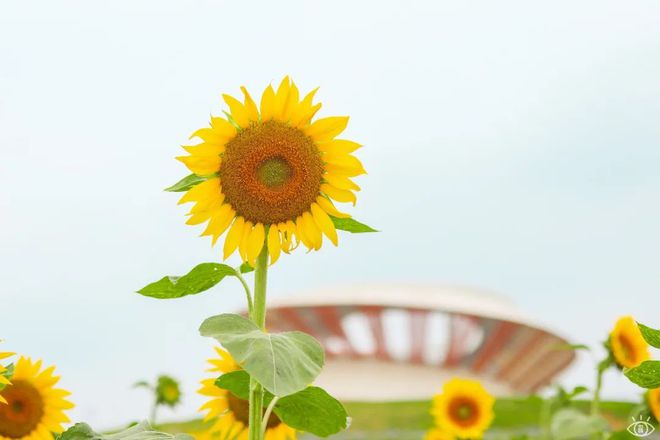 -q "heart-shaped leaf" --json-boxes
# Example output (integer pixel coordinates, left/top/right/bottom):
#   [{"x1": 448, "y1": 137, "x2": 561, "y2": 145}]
[
  {"x1": 275, "y1": 386, "x2": 348, "y2": 437},
  {"x1": 200, "y1": 314, "x2": 324, "y2": 396},
  {"x1": 637, "y1": 322, "x2": 660, "y2": 349},
  {"x1": 624, "y1": 360, "x2": 660, "y2": 389},
  {"x1": 57, "y1": 422, "x2": 192, "y2": 440}
]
